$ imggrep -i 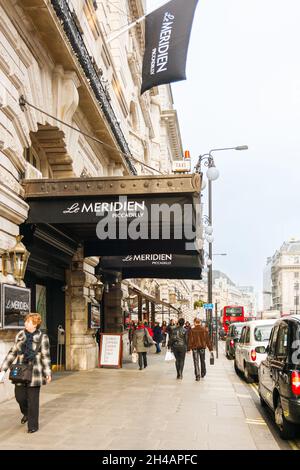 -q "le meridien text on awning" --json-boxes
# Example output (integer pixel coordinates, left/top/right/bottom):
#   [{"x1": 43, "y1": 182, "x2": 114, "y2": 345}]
[
  {"x1": 22, "y1": 174, "x2": 202, "y2": 257},
  {"x1": 99, "y1": 253, "x2": 203, "y2": 280}
]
